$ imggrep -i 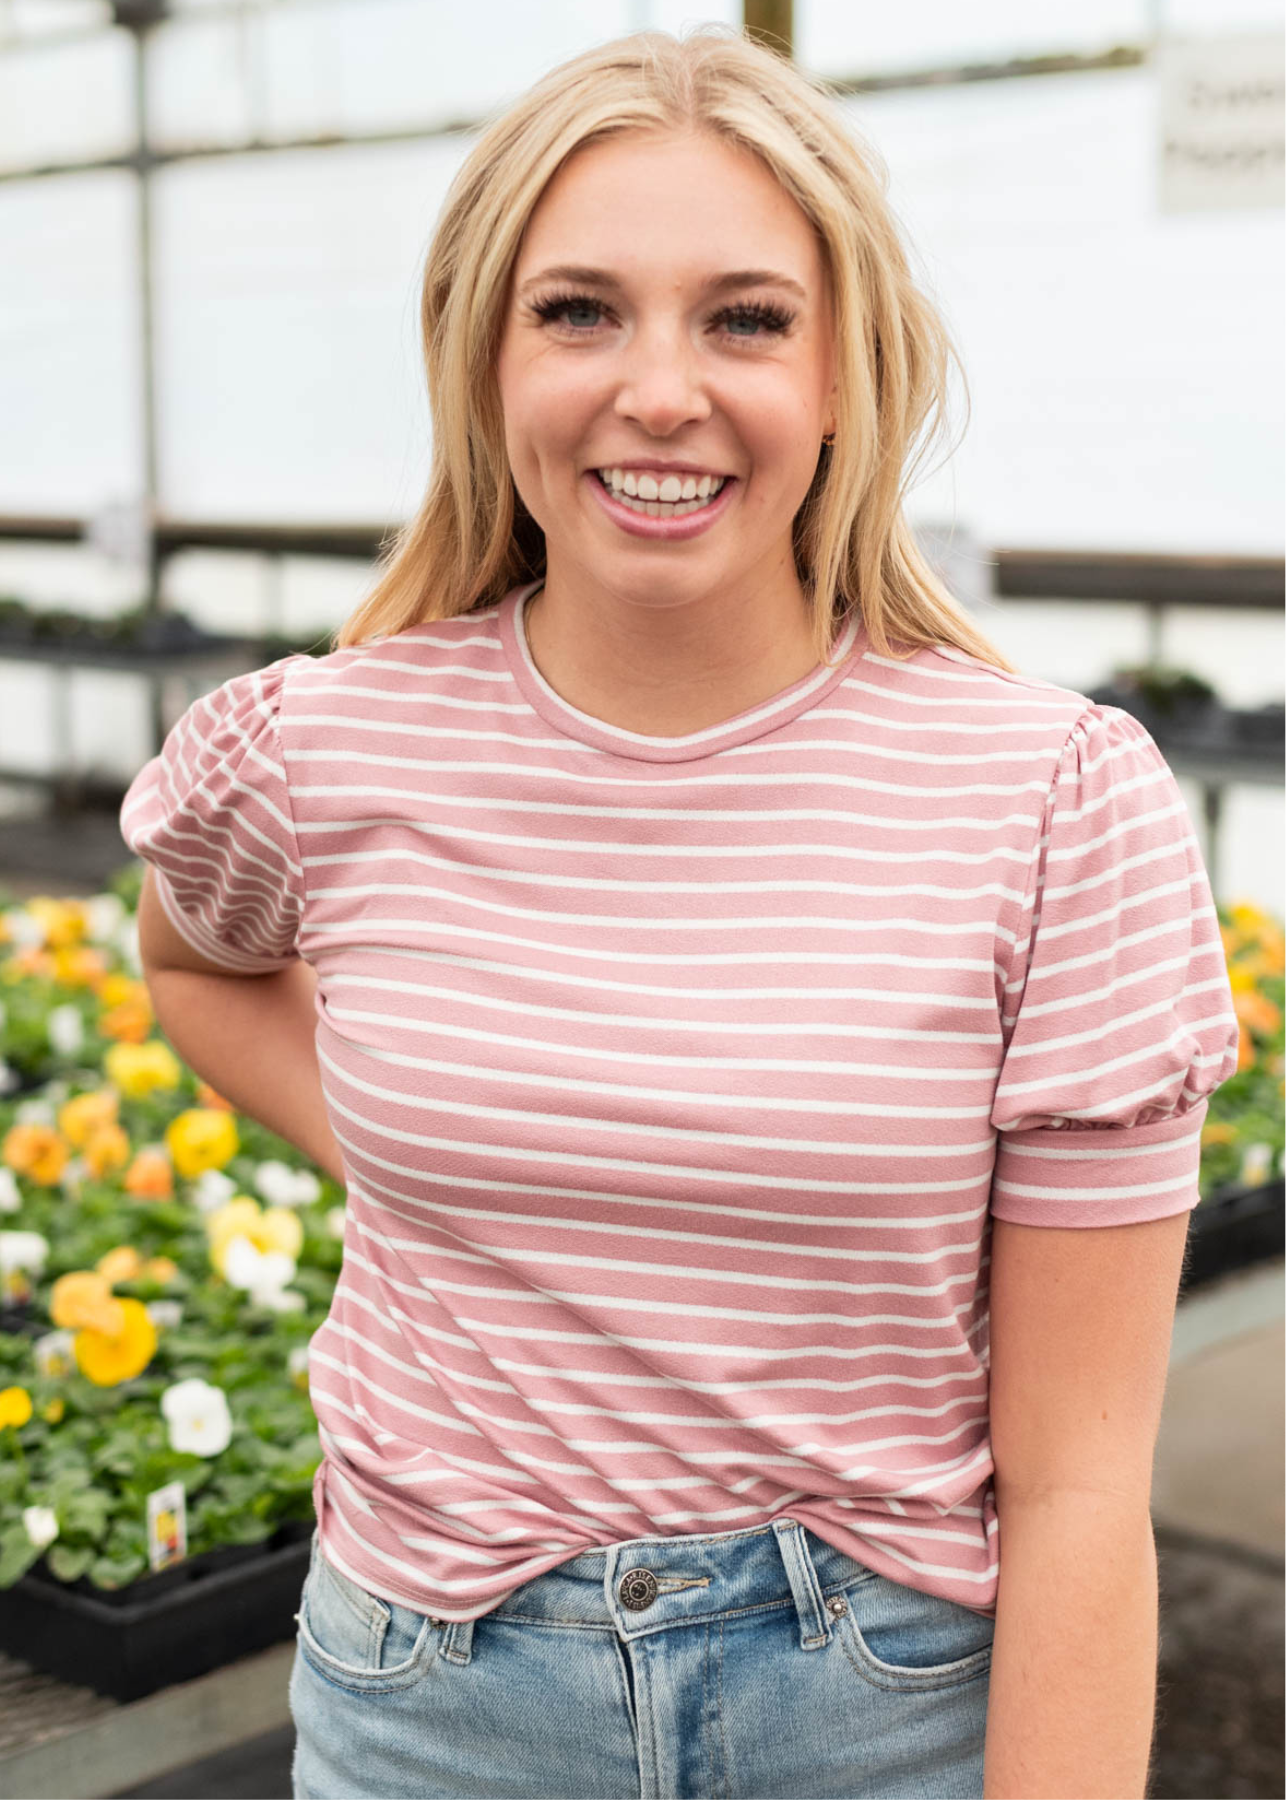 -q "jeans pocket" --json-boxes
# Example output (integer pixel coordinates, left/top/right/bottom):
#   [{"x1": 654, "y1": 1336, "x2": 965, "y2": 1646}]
[
  {"x1": 838, "y1": 1573, "x2": 995, "y2": 1693},
  {"x1": 297, "y1": 1540, "x2": 437, "y2": 1693}
]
